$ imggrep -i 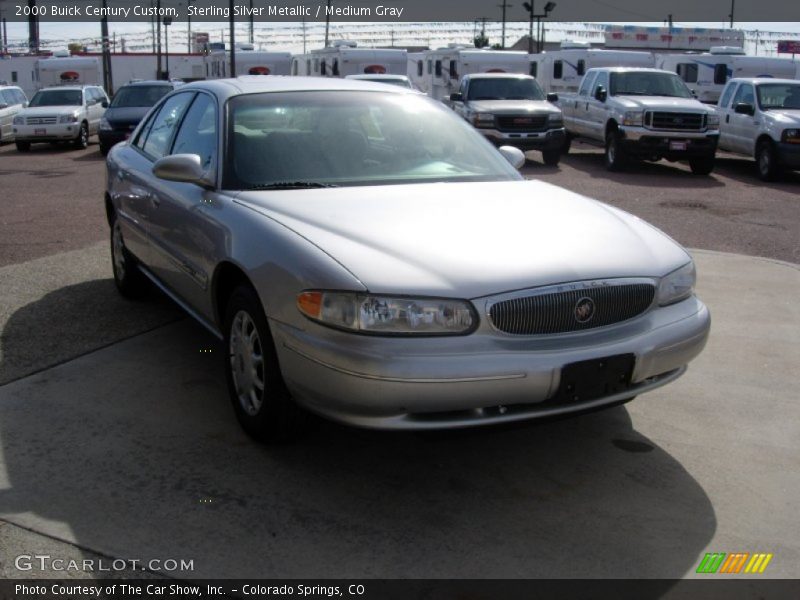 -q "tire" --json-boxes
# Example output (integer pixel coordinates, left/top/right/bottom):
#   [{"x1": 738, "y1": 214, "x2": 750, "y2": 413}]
[
  {"x1": 74, "y1": 122, "x2": 89, "y2": 149},
  {"x1": 689, "y1": 156, "x2": 715, "y2": 175},
  {"x1": 16, "y1": 141, "x2": 30, "y2": 152},
  {"x1": 224, "y1": 285, "x2": 304, "y2": 443},
  {"x1": 756, "y1": 139, "x2": 781, "y2": 182},
  {"x1": 542, "y1": 149, "x2": 561, "y2": 166},
  {"x1": 604, "y1": 130, "x2": 627, "y2": 172},
  {"x1": 99, "y1": 143, "x2": 110, "y2": 157},
  {"x1": 561, "y1": 133, "x2": 572, "y2": 155},
  {"x1": 110, "y1": 211, "x2": 148, "y2": 298}
]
